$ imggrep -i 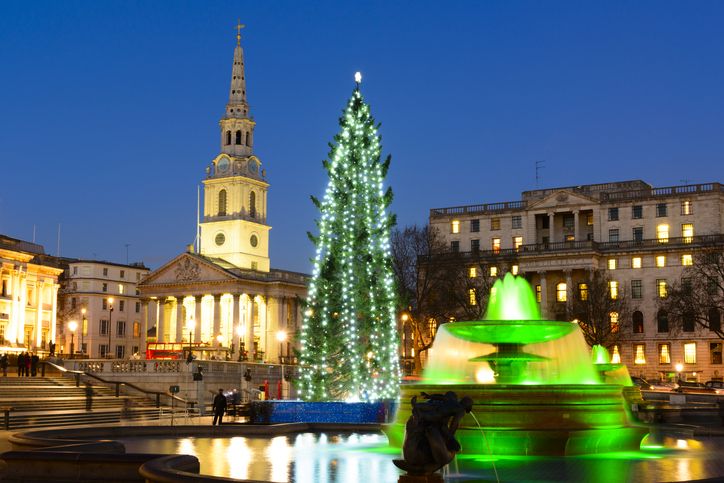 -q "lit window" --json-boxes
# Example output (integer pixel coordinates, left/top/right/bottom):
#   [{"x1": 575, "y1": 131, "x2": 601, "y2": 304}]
[
  {"x1": 681, "y1": 200, "x2": 692, "y2": 215},
  {"x1": 684, "y1": 342, "x2": 696, "y2": 364},
  {"x1": 451, "y1": 220, "x2": 460, "y2": 234},
  {"x1": 119, "y1": 284, "x2": 125, "y2": 294},
  {"x1": 609, "y1": 281, "x2": 619, "y2": 300},
  {"x1": 656, "y1": 256, "x2": 666, "y2": 268},
  {"x1": 659, "y1": 344, "x2": 671, "y2": 364},
  {"x1": 682, "y1": 223, "x2": 694, "y2": 243},
  {"x1": 682, "y1": 254, "x2": 693, "y2": 266},
  {"x1": 428, "y1": 319, "x2": 438, "y2": 338},
  {"x1": 490, "y1": 266, "x2": 498, "y2": 277},
  {"x1": 513, "y1": 236, "x2": 523, "y2": 251},
  {"x1": 578, "y1": 283, "x2": 588, "y2": 301},
  {"x1": 511, "y1": 265, "x2": 519, "y2": 275},
  {"x1": 469, "y1": 267, "x2": 477, "y2": 278},
  {"x1": 656, "y1": 224, "x2": 669, "y2": 243},
  {"x1": 556, "y1": 282, "x2": 567, "y2": 302},
  {"x1": 634, "y1": 344, "x2": 646, "y2": 365},
  {"x1": 632, "y1": 257, "x2": 642, "y2": 269},
  {"x1": 492, "y1": 238, "x2": 501, "y2": 253},
  {"x1": 586, "y1": 213, "x2": 593, "y2": 226},
  {"x1": 535, "y1": 285, "x2": 541, "y2": 302},
  {"x1": 608, "y1": 259, "x2": 617, "y2": 270},
  {"x1": 468, "y1": 289, "x2": 477, "y2": 306},
  {"x1": 657, "y1": 279, "x2": 667, "y2": 298},
  {"x1": 491, "y1": 218, "x2": 501, "y2": 230},
  {"x1": 565, "y1": 234, "x2": 575, "y2": 242},
  {"x1": 611, "y1": 345, "x2": 621, "y2": 364},
  {"x1": 610, "y1": 312, "x2": 619, "y2": 333}
]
